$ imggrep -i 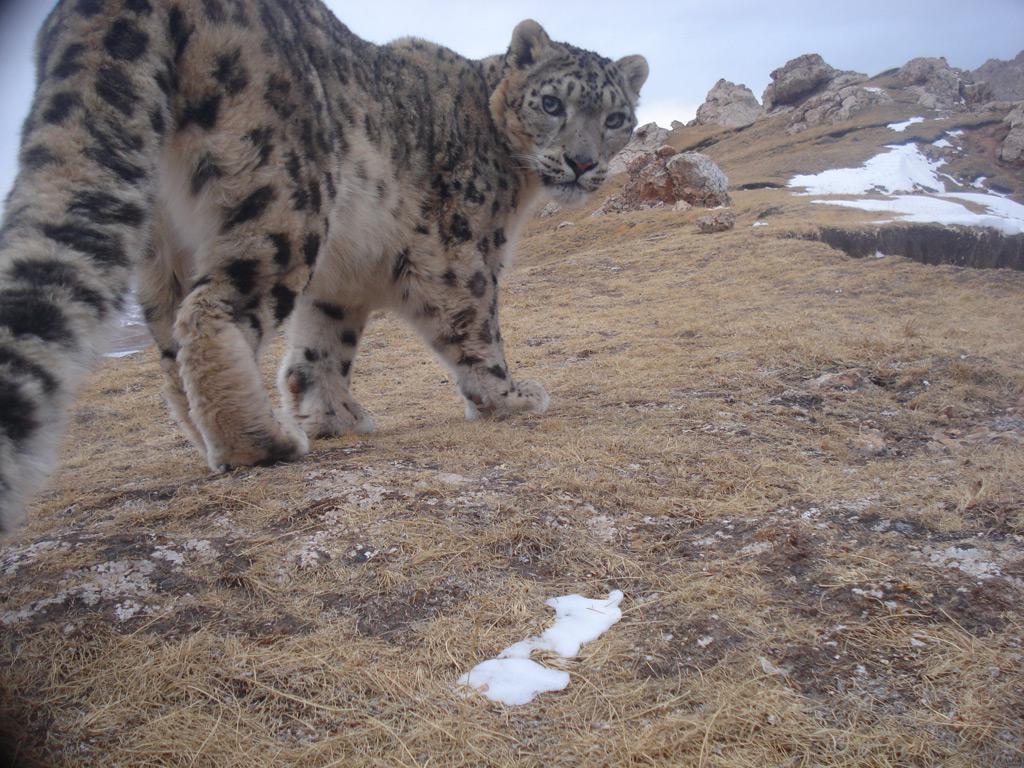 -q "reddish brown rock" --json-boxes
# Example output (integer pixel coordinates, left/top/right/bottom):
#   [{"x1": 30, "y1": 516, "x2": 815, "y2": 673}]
[{"x1": 598, "y1": 149, "x2": 731, "y2": 214}]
